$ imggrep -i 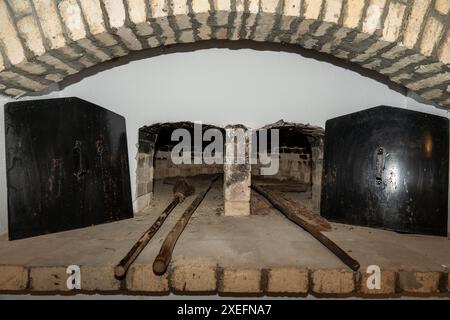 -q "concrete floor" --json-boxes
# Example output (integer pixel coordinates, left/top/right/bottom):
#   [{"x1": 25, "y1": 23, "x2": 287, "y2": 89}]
[{"x1": 0, "y1": 178, "x2": 449, "y2": 296}]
